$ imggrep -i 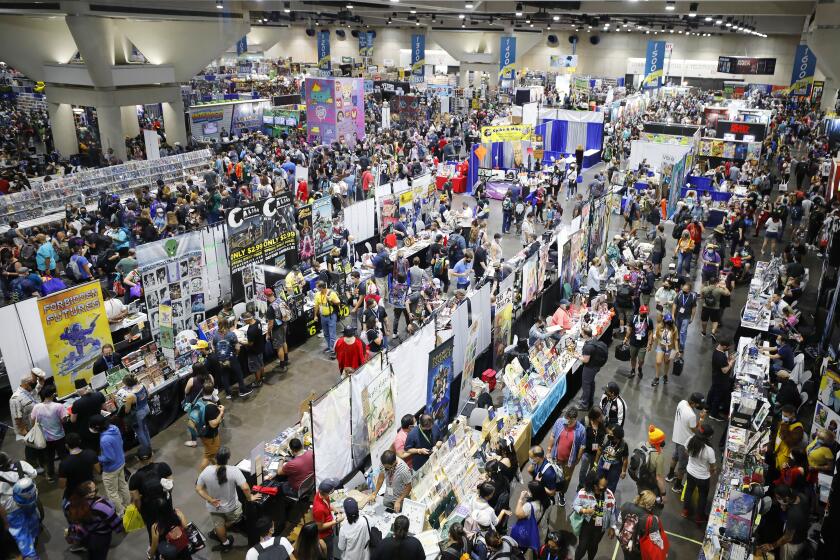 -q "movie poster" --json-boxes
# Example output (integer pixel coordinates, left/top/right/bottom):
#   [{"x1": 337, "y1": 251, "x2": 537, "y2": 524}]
[
  {"x1": 426, "y1": 337, "x2": 455, "y2": 431},
  {"x1": 493, "y1": 301, "x2": 514, "y2": 370},
  {"x1": 226, "y1": 204, "x2": 264, "y2": 272},
  {"x1": 38, "y1": 281, "x2": 114, "y2": 398},
  {"x1": 311, "y1": 196, "x2": 334, "y2": 257},
  {"x1": 521, "y1": 253, "x2": 539, "y2": 306},
  {"x1": 296, "y1": 204, "x2": 314, "y2": 262}
]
